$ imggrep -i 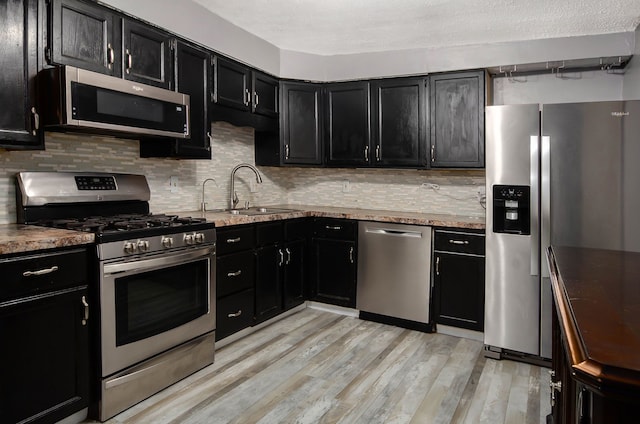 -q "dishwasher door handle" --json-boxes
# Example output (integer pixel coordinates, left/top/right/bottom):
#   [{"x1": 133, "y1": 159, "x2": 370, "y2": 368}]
[{"x1": 364, "y1": 228, "x2": 423, "y2": 238}]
